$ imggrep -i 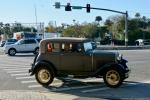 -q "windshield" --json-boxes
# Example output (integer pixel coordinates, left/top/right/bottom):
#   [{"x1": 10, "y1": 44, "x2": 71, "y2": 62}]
[
  {"x1": 15, "y1": 39, "x2": 23, "y2": 44},
  {"x1": 83, "y1": 42, "x2": 93, "y2": 52}
]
